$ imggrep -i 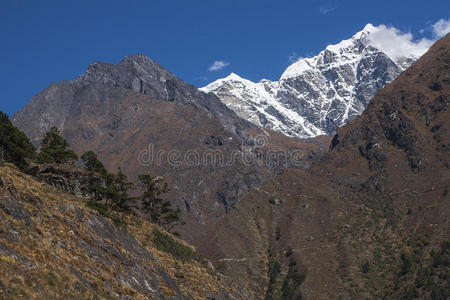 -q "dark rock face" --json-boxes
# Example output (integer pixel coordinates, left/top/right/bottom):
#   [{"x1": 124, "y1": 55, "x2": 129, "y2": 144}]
[
  {"x1": 0, "y1": 196, "x2": 31, "y2": 226},
  {"x1": 13, "y1": 54, "x2": 248, "y2": 146}
]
